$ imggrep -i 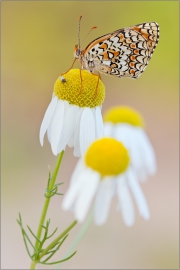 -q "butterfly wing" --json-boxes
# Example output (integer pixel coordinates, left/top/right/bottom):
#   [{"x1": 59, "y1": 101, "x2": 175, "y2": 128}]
[{"x1": 83, "y1": 22, "x2": 160, "y2": 78}]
